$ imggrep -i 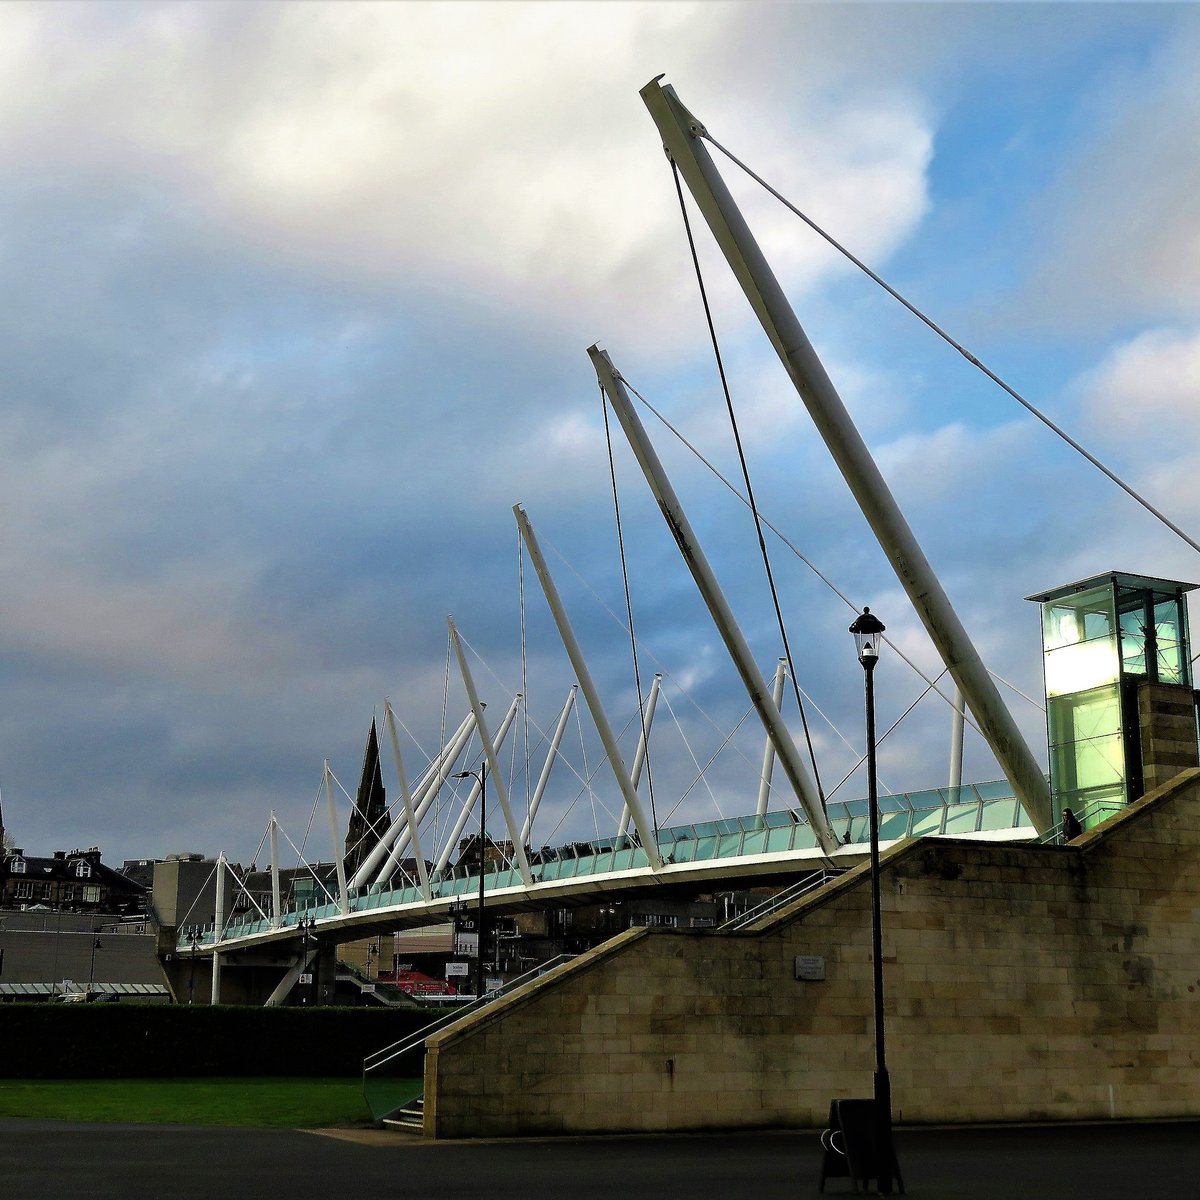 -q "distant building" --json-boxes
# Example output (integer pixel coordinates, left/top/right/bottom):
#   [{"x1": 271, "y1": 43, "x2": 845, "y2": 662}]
[{"x1": 0, "y1": 846, "x2": 146, "y2": 917}]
